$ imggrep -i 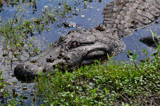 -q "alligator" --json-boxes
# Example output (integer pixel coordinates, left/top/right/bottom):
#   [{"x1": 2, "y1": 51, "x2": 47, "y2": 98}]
[{"x1": 14, "y1": 0, "x2": 160, "y2": 81}]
